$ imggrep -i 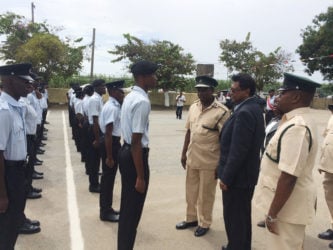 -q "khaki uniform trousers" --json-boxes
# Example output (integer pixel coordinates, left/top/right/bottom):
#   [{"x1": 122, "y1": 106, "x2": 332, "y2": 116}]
[
  {"x1": 265, "y1": 220, "x2": 305, "y2": 250},
  {"x1": 185, "y1": 167, "x2": 217, "y2": 228},
  {"x1": 323, "y1": 172, "x2": 333, "y2": 226}
]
